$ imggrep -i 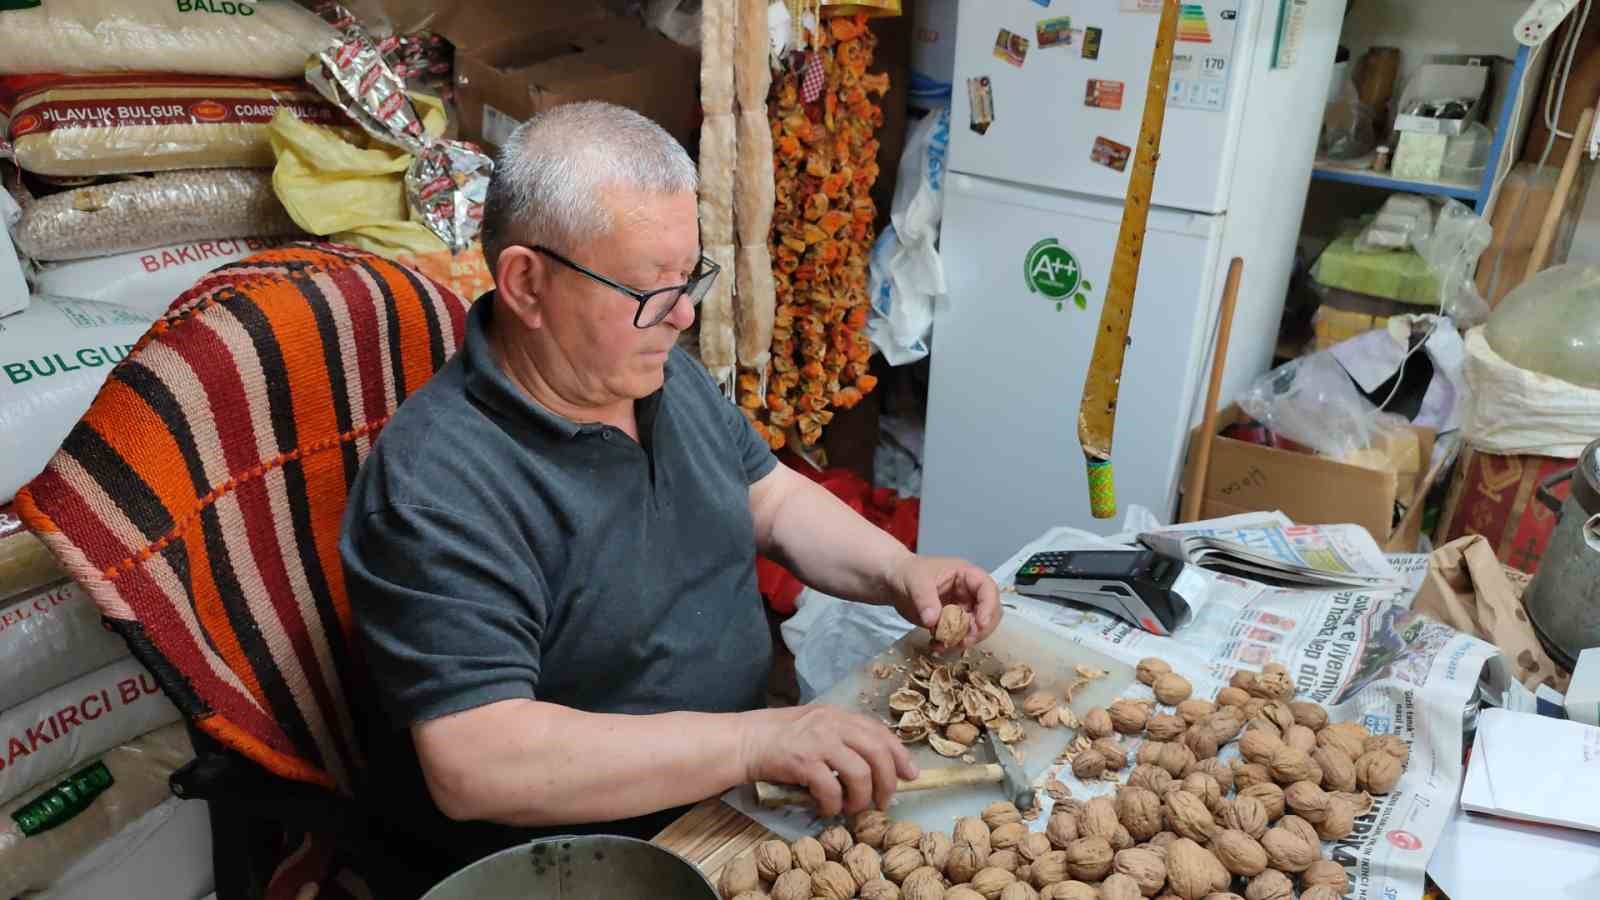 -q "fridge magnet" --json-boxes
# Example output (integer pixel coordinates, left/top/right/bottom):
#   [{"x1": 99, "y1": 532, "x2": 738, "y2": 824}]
[
  {"x1": 1090, "y1": 136, "x2": 1131, "y2": 172},
  {"x1": 993, "y1": 28, "x2": 1029, "y2": 67},
  {"x1": 1085, "y1": 79, "x2": 1125, "y2": 110},
  {"x1": 1036, "y1": 16, "x2": 1073, "y2": 48},
  {"x1": 1023, "y1": 237, "x2": 1093, "y2": 312},
  {"x1": 967, "y1": 76, "x2": 995, "y2": 134},
  {"x1": 1082, "y1": 26, "x2": 1103, "y2": 59}
]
